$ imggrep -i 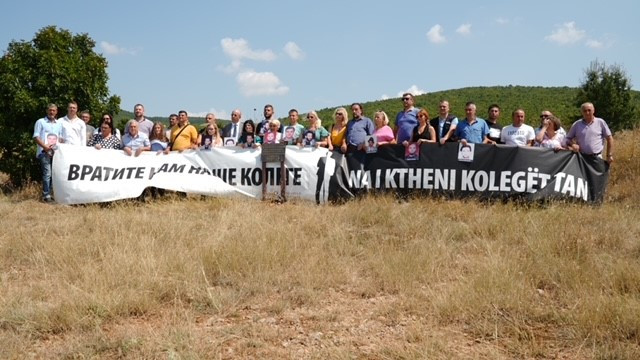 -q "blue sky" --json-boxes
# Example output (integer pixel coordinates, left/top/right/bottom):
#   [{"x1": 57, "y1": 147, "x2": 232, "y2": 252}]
[{"x1": 1, "y1": 0, "x2": 638, "y2": 119}]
